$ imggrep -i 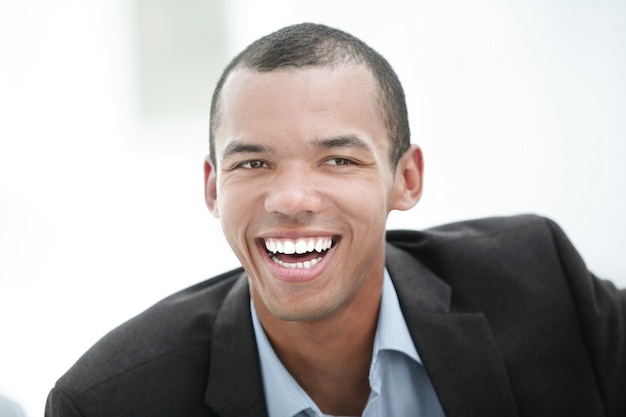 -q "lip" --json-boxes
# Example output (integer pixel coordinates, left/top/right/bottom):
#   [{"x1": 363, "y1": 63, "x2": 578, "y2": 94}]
[{"x1": 255, "y1": 234, "x2": 339, "y2": 283}]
